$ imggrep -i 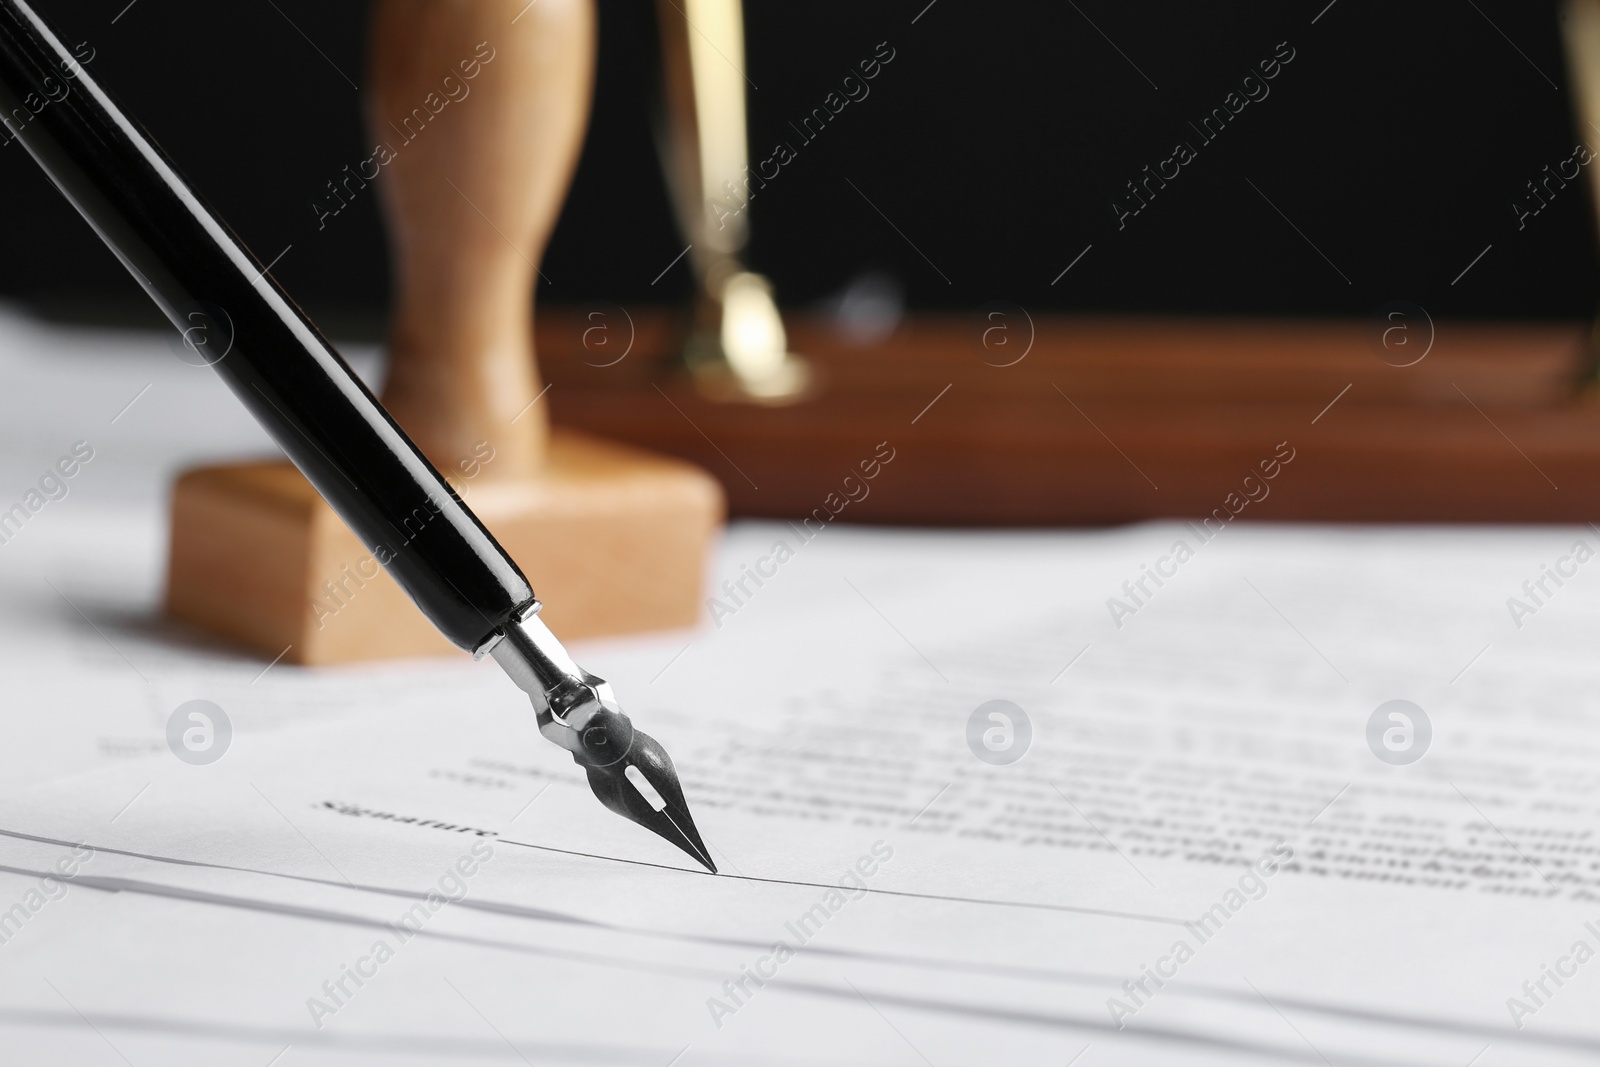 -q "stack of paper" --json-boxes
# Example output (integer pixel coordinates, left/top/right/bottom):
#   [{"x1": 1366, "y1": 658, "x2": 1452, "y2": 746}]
[{"x1": 1, "y1": 305, "x2": 1597, "y2": 1065}]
